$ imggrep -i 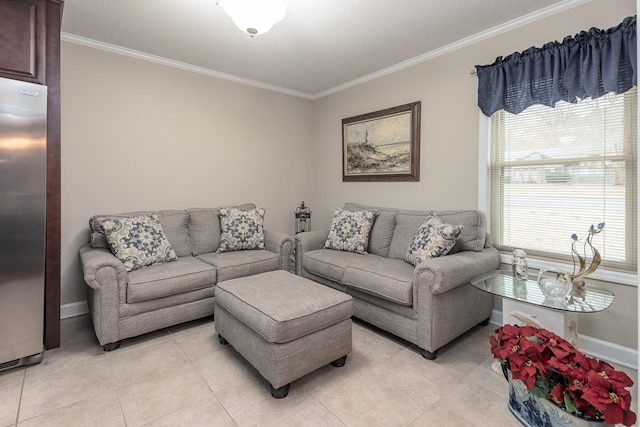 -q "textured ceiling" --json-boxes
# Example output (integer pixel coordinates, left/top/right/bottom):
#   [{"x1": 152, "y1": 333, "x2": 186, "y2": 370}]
[{"x1": 61, "y1": 0, "x2": 575, "y2": 98}]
